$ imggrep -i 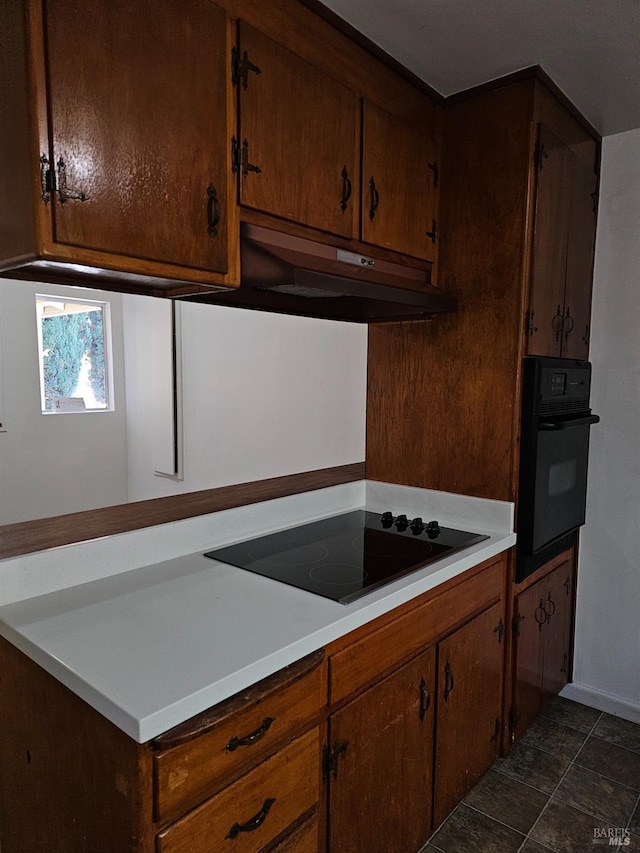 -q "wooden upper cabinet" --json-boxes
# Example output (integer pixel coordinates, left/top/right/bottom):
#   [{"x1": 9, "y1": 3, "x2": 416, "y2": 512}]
[
  {"x1": 527, "y1": 123, "x2": 598, "y2": 359},
  {"x1": 43, "y1": 0, "x2": 230, "y2": 275},
  {"x1": 236, "y1": 22, "x2": 360, "y2": 239},
  {"x1": 562, "y1": 158, "x2": 598, "y2": 359},
  {"x1": 361, "y1": 101, "x2": 439, "y2": 262}
]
